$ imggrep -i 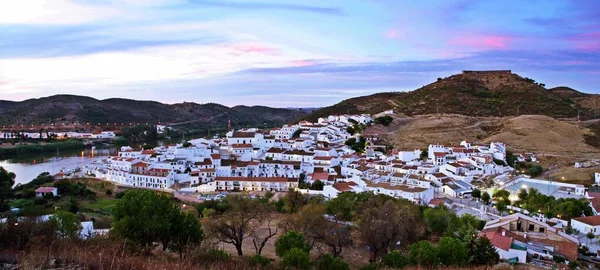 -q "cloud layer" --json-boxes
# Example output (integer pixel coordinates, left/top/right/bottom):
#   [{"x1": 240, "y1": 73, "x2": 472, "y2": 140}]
[{"x1": 0, "y1": 0, "x2": 599, "y2": 107}]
